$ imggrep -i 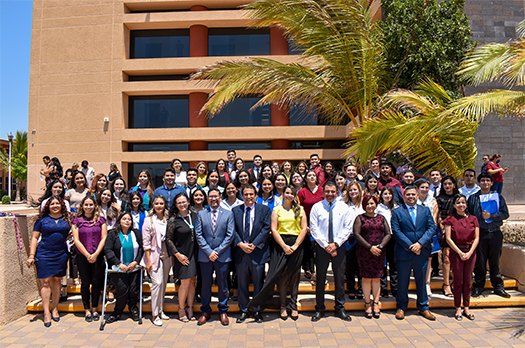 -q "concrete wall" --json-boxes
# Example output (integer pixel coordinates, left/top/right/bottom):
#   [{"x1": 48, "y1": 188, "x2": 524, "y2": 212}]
[
  {"x1": 464, "y1": 0, "x2": 525, "y2": 203},
  {"x1": 0, "y1": 214, "x2": 39, "y2": 325}
]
